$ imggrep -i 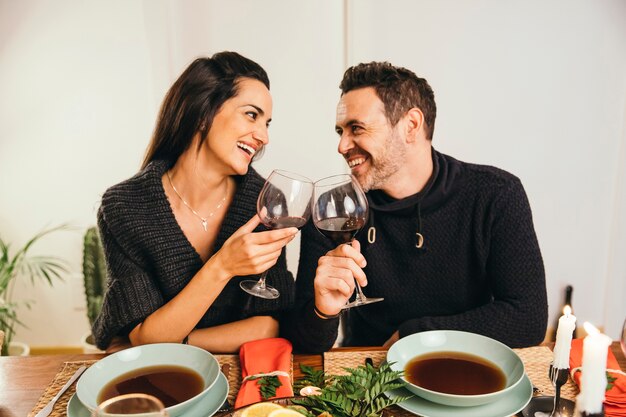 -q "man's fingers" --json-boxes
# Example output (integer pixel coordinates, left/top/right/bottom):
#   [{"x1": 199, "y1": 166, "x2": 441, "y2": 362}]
[
  {"x1": 318, "y1": 255, "x2": 367, "y2": 287},
  {"x1": 316, "y1": 275, "x2": 354, "y2": 298},
  {"x1": 326, "y1": 243, "x2": 367, "y2": 268}
]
